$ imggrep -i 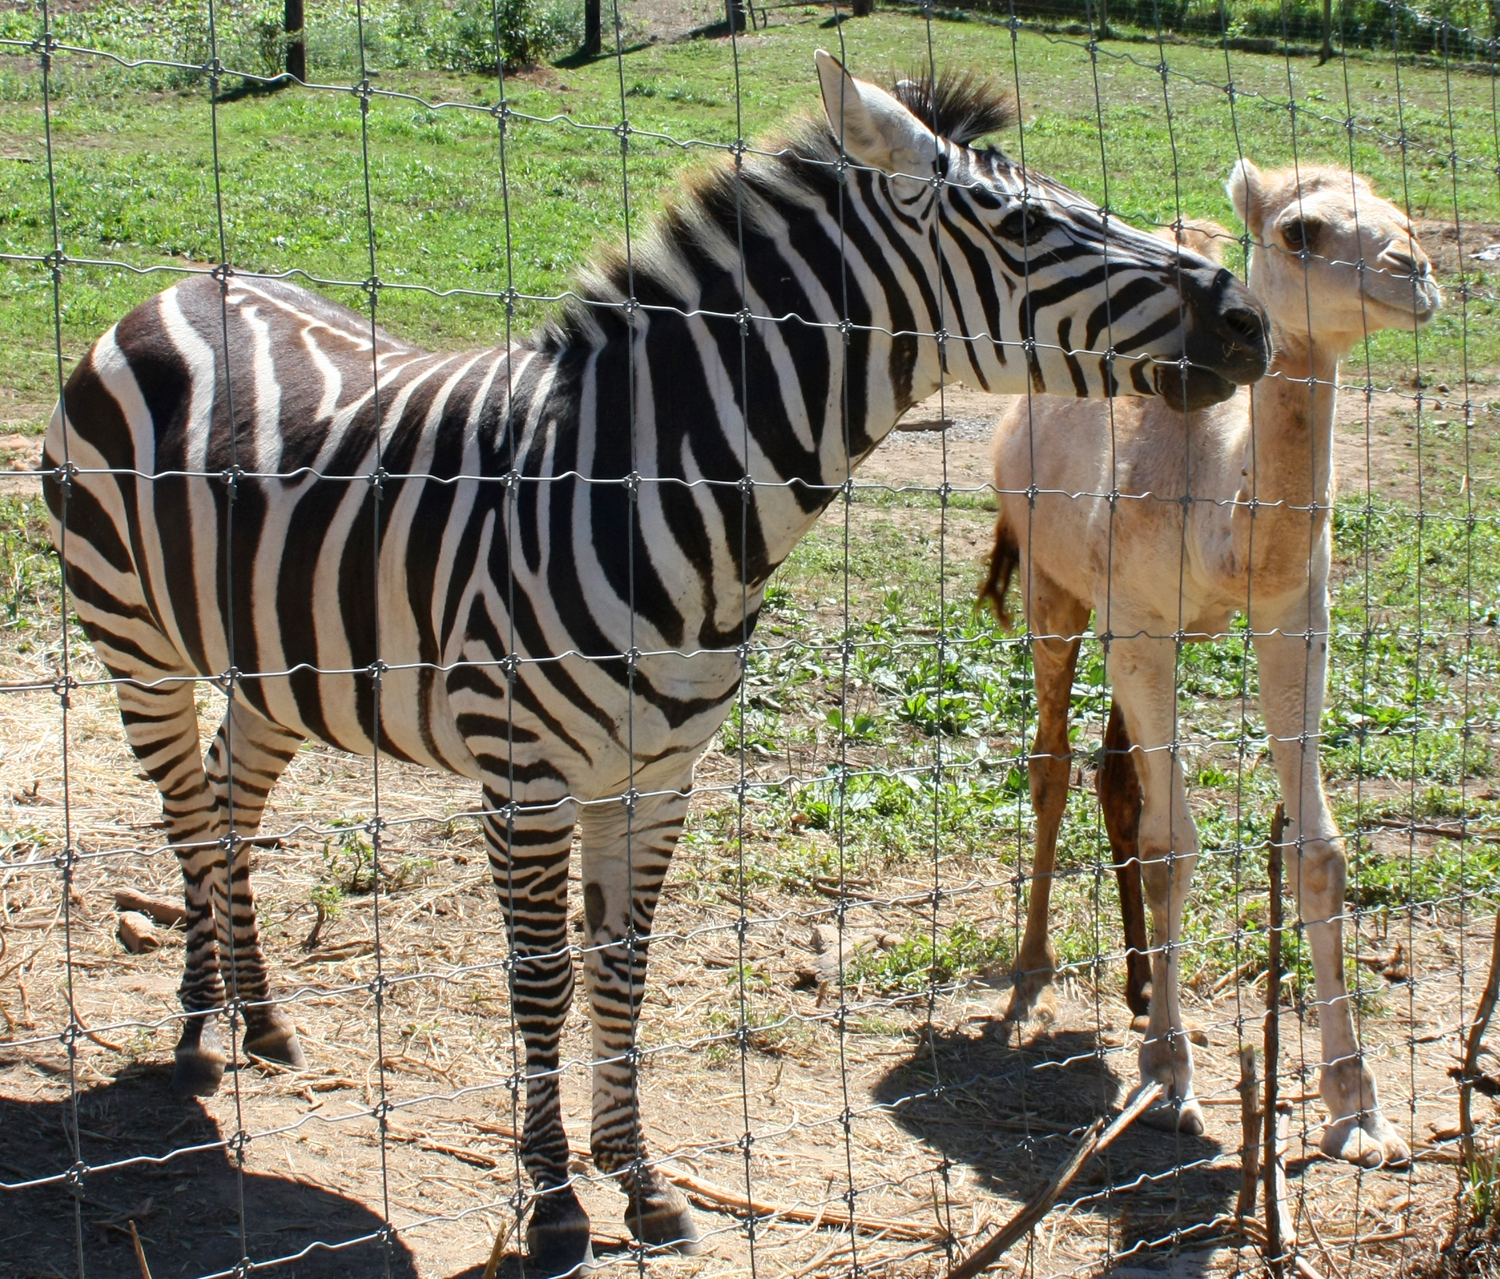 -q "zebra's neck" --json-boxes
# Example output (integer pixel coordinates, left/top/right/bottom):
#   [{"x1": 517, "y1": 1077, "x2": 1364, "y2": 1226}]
[{"x1": 540, "y1": 128, "x2": 946, "y2": 602}]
